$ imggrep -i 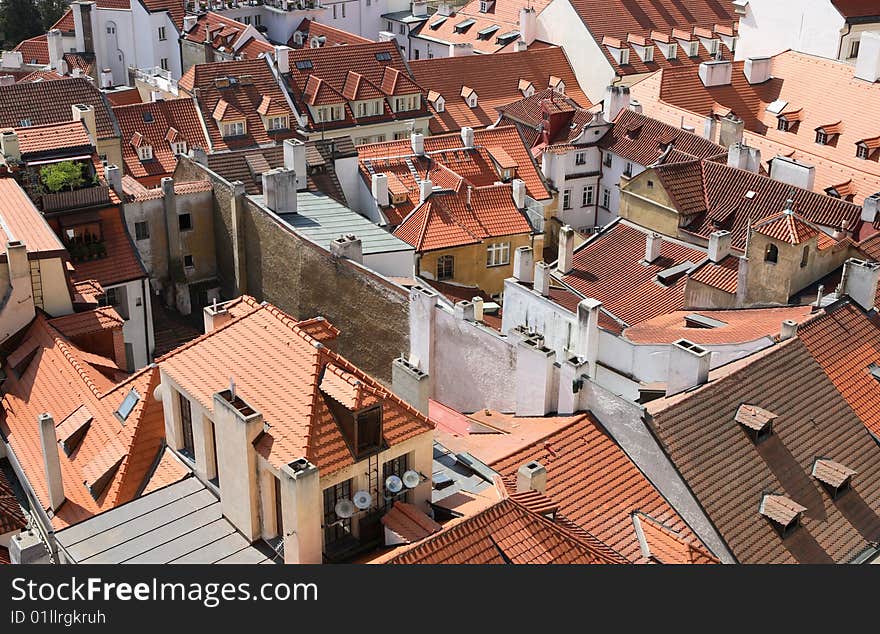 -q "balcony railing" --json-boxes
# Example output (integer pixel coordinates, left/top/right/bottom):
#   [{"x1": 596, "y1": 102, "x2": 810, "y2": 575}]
[{"x1": 42, "y1": 185, "x2": 111, "y2": 212}]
